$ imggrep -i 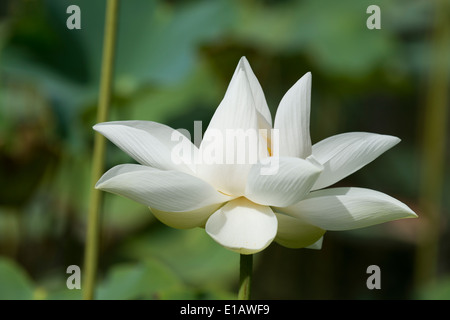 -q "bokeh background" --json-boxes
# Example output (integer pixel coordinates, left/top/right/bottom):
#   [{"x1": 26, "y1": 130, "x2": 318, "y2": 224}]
[{"x1": 0, "y1": 0, "x2": 449, "y2": 299}]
